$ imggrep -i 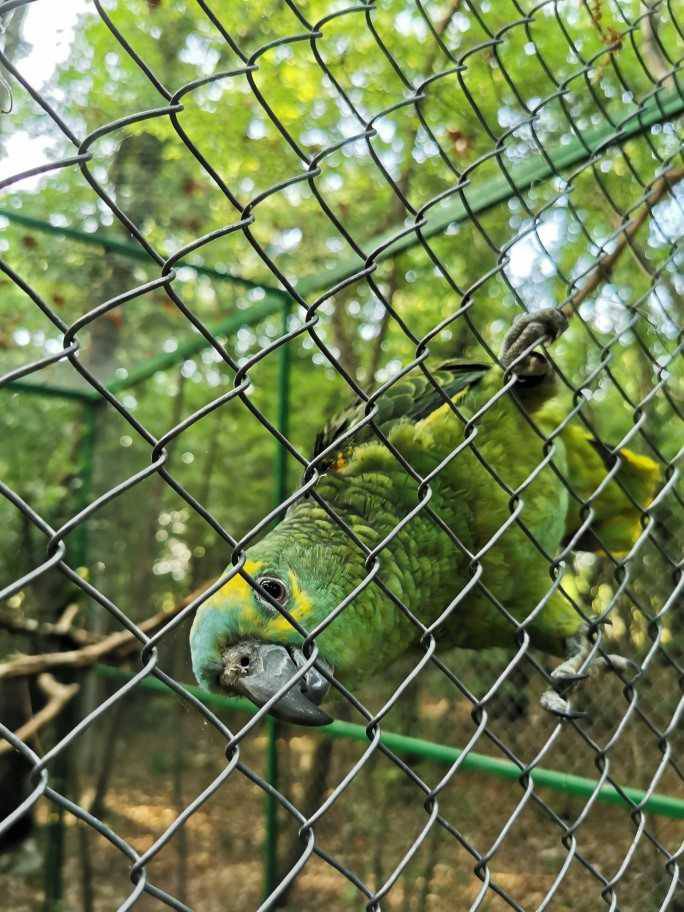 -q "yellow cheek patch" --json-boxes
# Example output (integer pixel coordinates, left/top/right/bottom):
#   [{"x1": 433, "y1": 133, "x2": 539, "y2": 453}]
[
  {"x1": 266, "y1": 570, "x2": 313, "y2": 635},
  {"x1": 218, "y1": 560, "x2": 264, "y2": 602},
  {"x1": 290, "y1": 570, "x2": 313, "y2": 618}
]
